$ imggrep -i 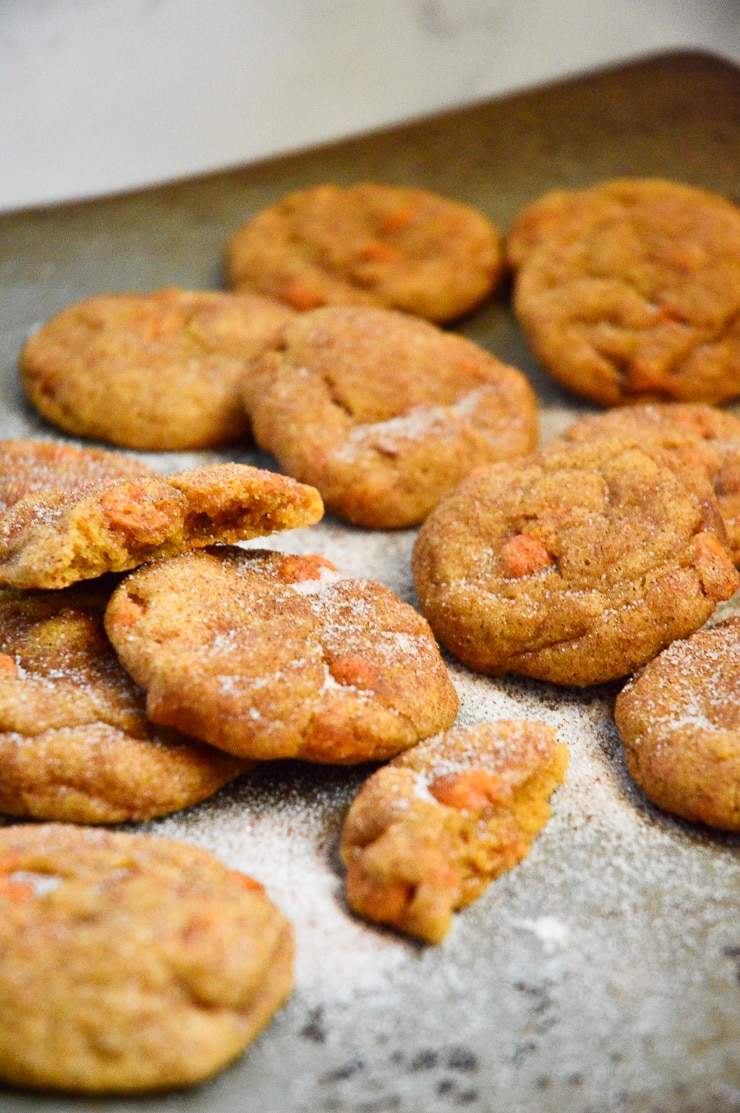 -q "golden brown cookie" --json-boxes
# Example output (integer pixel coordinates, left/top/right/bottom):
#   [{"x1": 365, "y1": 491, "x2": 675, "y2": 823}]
[
  {"x1": 614, "y1": 617, "x2": 740, "y2": 831},
  {"x1": 0, "y1": 440, "x2": 323, "y2": 589},
  {"x1": 560, "y1": 402, "x2": 740, "y2": 565},
  {"x1": 0, "y1": 581, "x2": 251, "y2": 824},
  {"x1": 0, "y1": 823, "x2": 294, "y2": 1092},
  {"x1": 20, "y1": 288, "x2": 295, "y2": 450},
  {"x1": 507, "y1": 179, "x2": 740, "y2": 406},
  {"x1": 412, "y1": 437, "x2": 739, "y2": 686},
  {"x1": 243, "y1": 305, "x2": 538, "y2": 528},
  {"x1": 340, "y1": 721, "x2": 568, "y2": 943},
  {"x1": 105, "y1": 548, "x2": 458, "y2": 763},
  {"x1": 225, "y1": 182, "x2": 504, "y2": 322}
]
